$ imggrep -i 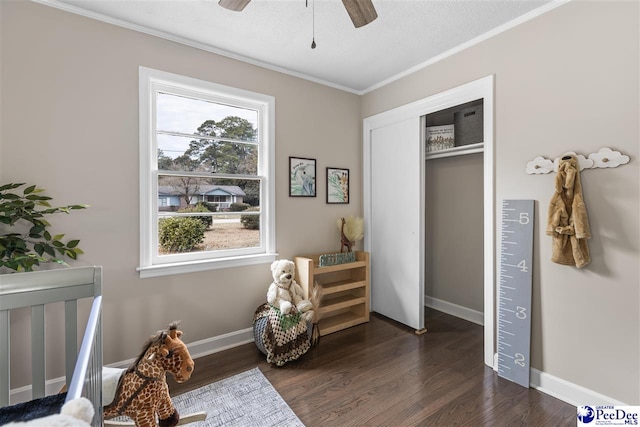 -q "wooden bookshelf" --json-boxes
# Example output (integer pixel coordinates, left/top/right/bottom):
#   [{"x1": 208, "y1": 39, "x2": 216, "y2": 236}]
[{"x1": 294, "y1": 251, "x2": 370, "y2": 336}]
